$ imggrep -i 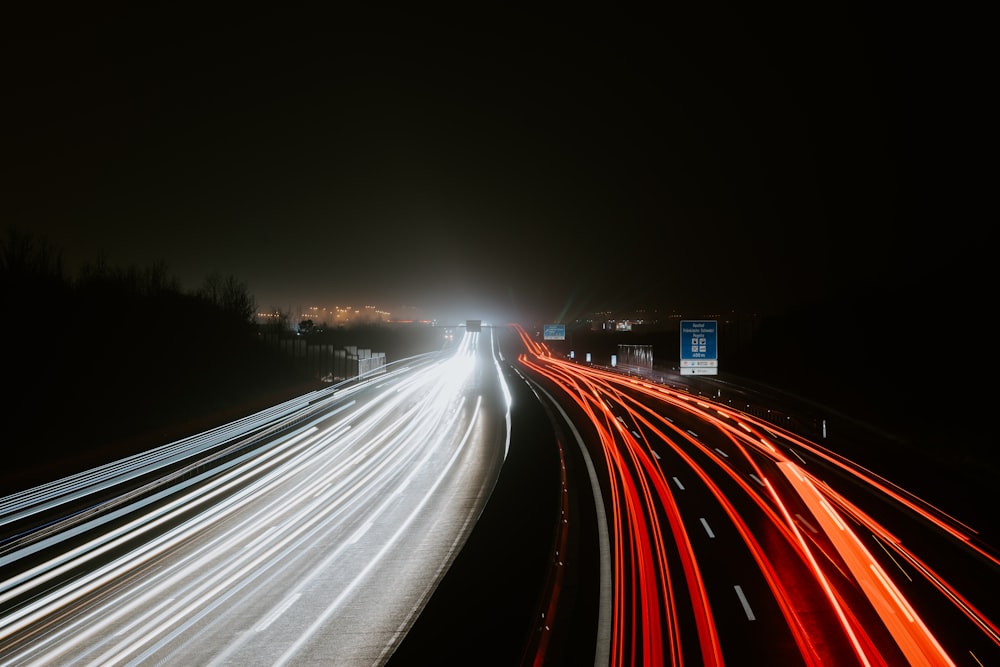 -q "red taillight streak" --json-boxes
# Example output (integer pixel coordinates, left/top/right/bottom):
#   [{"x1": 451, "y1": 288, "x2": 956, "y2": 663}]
[
  {"x1": 520, "y1": 354, "x2": 706, "y2": 666},
  {"x1": 527, "y1": 438, "x2": 571, "y2": 667},
  {"x1": 780, "y1": 463, "x2": 957, "y2": 667},
  {"x1": 542, "y1": 357, "x2": 892, "y2": 664},
  {"x1": 518, "y1": 356, "x2": 630, "y2": 664},
  {"x1": 530, "y1": 364, "x2": 722, "y2": 664},
  {"x1": 607, "y1": 364, "x2": 1000, "y2": 651},
  {"x1": 512, "y1": 329, "x2": 979, "y2": 665},
  {"x1": 818, "y1": 482, "x2": 1000, "y2": 648},
  {"x1": 558, "y1": 373, "x2": 660, "y2": 663},
  {"x1": 736, "y1": 414, "x2": 993, "y2": 564},
  {"x1": 568, "y1": 363, "x2": 954, "y2": 664},
  {"x1": 621, "y1": 401, "x2": 861, "y2": 666},
  {"x1": 605, "y1": 406, "x2": 674, "y2": 666}
]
